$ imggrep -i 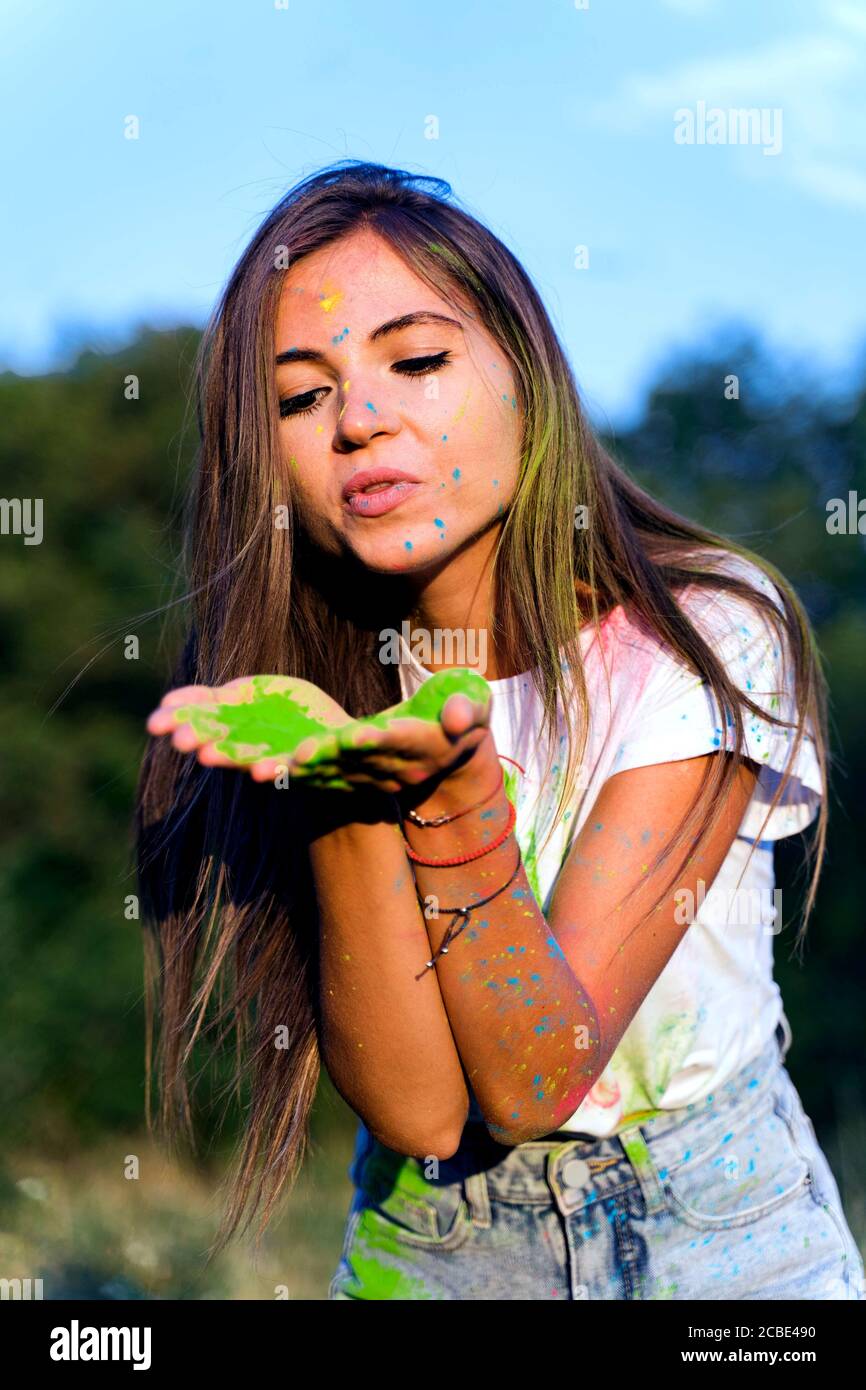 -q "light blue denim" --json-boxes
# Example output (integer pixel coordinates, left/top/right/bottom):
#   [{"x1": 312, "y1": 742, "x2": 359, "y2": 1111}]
[{"x1": 329, "y1": 1017, "x2": 864, "y2": 1300}]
